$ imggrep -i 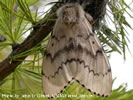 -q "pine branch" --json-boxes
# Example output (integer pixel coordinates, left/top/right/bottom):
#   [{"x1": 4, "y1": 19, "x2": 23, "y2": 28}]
[{"x1": 0, "y1": 7, "x2": 56, "y2": 82}]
